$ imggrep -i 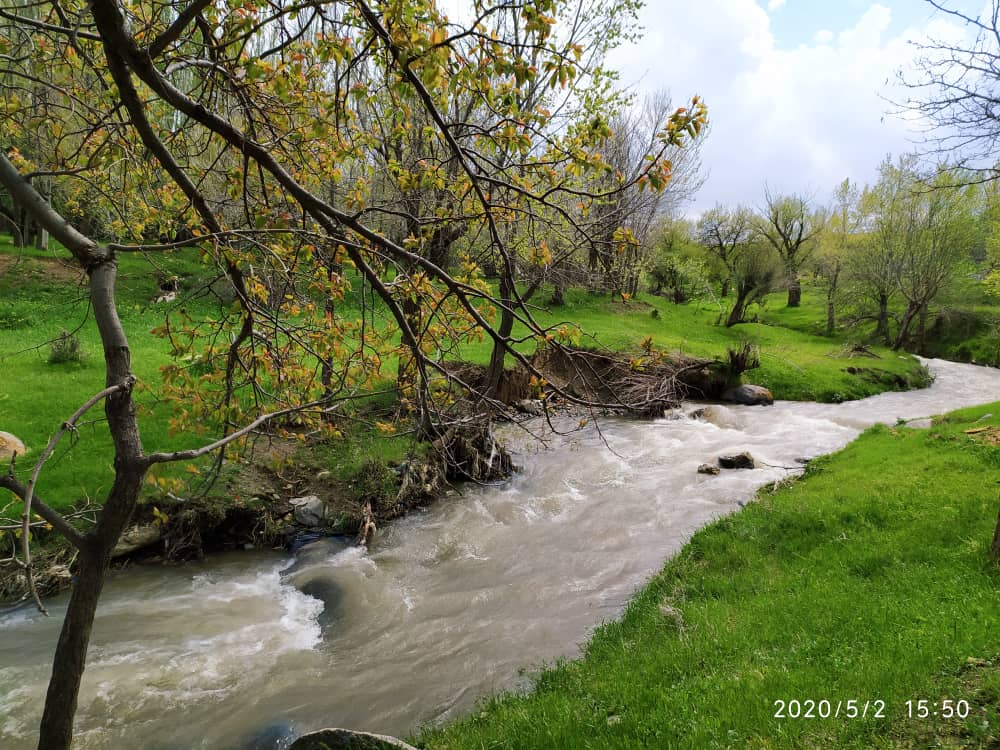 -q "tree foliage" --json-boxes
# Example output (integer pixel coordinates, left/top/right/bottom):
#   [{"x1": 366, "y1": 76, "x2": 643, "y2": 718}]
[{"x1": 0, "y1": 1, "x2": 708, "y2": 746}]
